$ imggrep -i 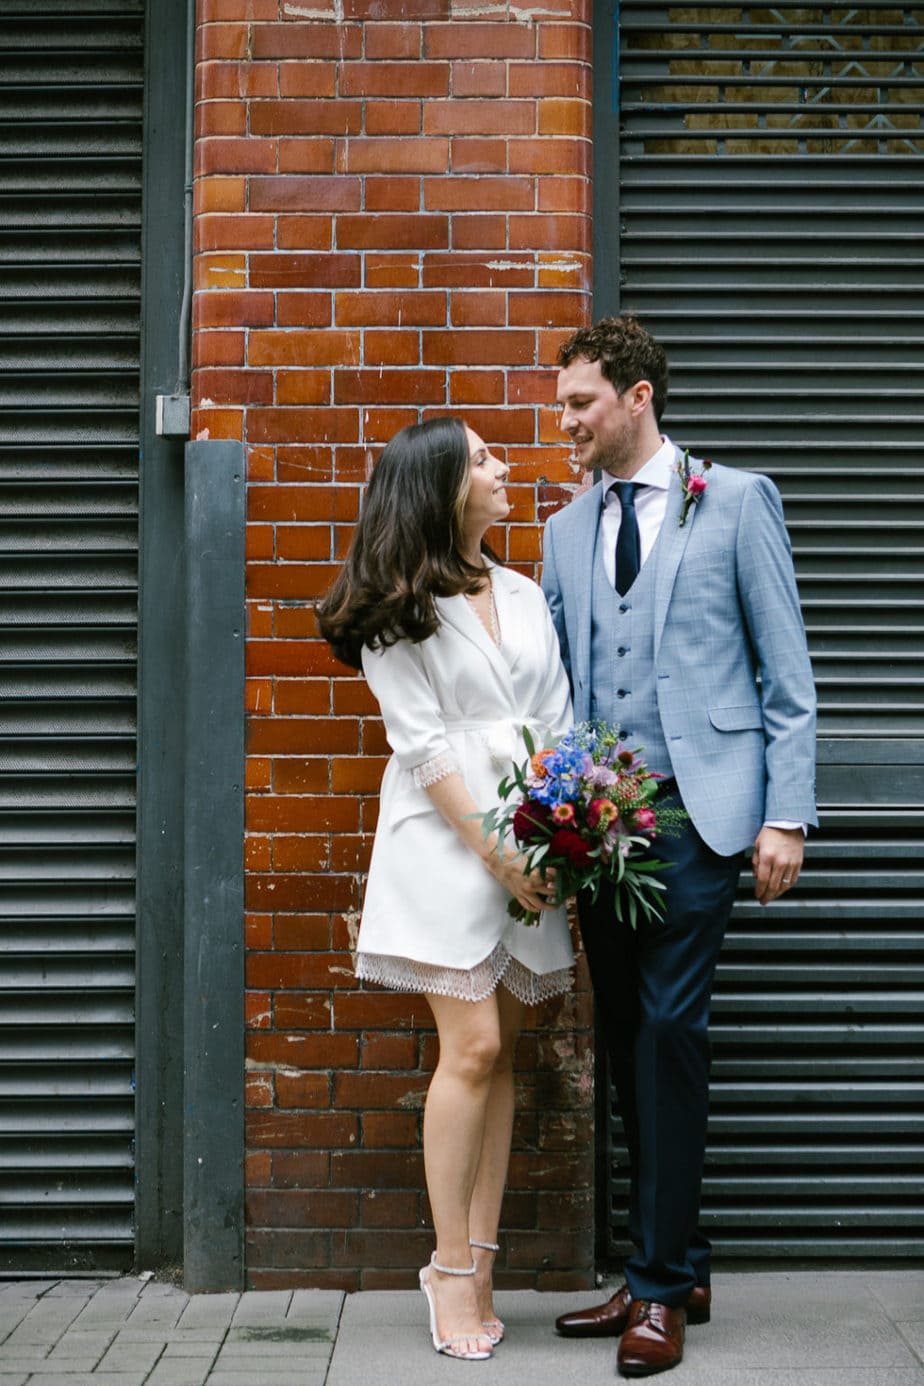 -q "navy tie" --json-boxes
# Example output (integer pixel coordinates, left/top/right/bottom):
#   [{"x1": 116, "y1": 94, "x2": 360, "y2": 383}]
[{"x1": 614, "y1": 482, "x2": 641, "y2": 595}]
